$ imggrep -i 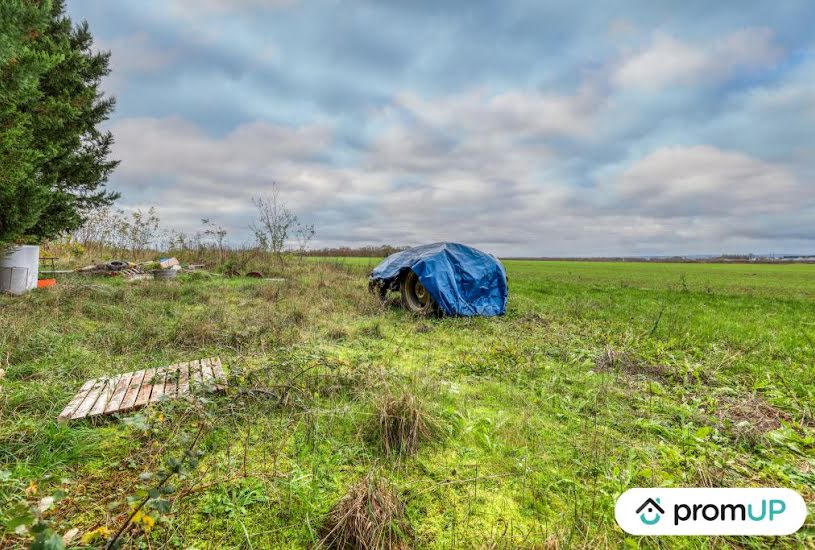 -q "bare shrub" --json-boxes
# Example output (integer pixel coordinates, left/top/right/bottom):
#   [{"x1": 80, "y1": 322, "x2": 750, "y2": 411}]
[
  {"x1": 319, "y1": 472, "x2": 413, "y2": 550},
  {"x1": 70, "y1": 206, "x2": 119, "y2": 247},
  {"x1": 251, "y1": 182, "x2": 315, "y2": 258}
]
